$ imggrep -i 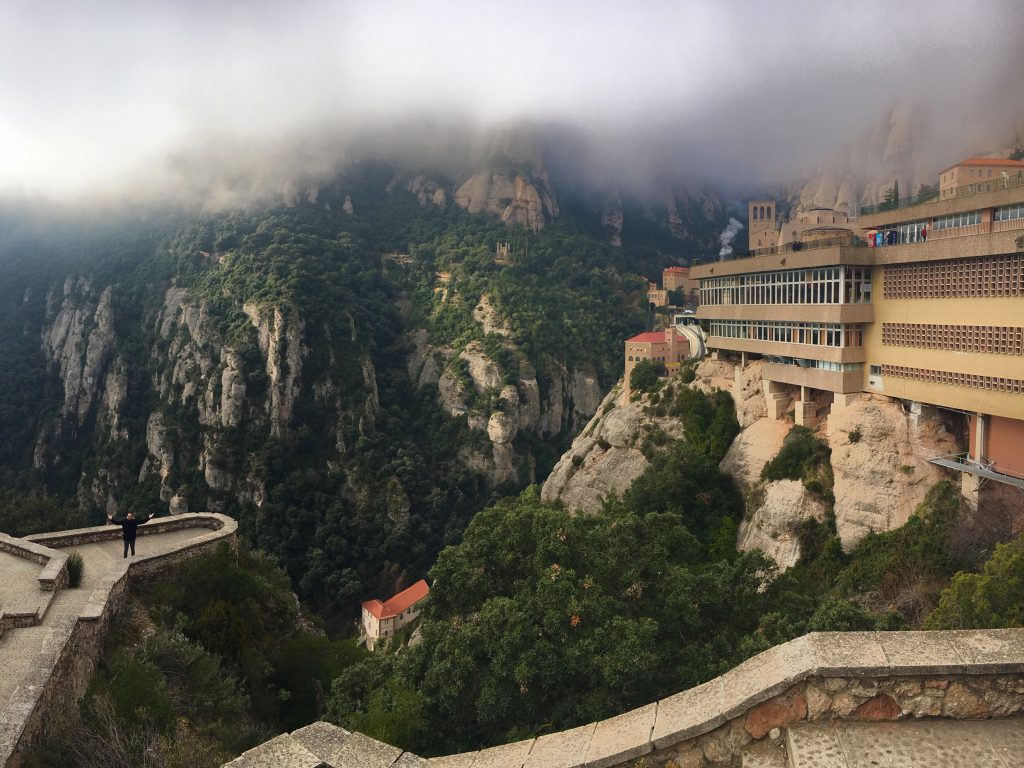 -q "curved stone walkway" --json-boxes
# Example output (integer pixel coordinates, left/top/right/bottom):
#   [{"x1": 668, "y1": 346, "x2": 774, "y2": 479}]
[{"x1": 0, "y1": 524, "x2": 221, "y2": 718}]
